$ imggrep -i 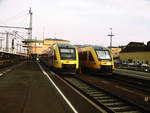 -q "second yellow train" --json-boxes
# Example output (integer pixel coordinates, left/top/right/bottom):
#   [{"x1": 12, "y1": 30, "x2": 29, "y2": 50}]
[{"x1": 78, "y1": 45, "x2": 114, "y2": 74}]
